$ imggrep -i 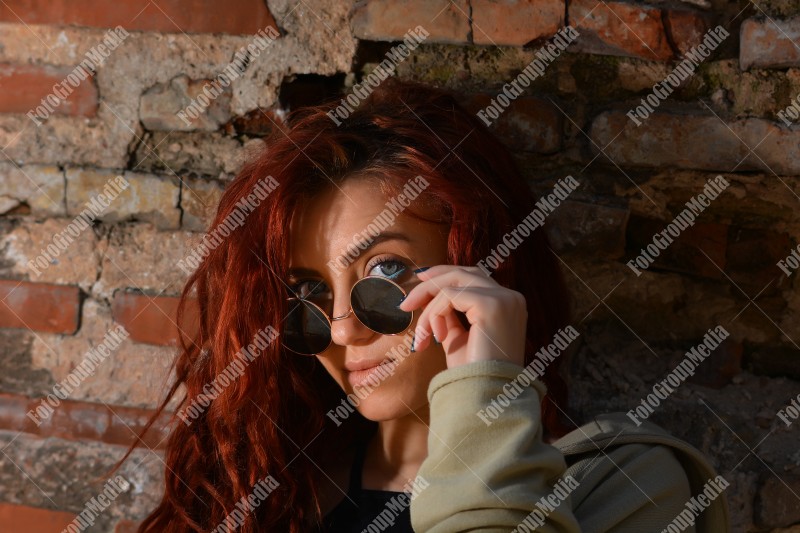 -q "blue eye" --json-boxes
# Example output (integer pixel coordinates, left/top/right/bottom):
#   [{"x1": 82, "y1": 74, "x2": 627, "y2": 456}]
[{"x1": 367, "y1": 258, "x2": 407, "y2": 280}]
